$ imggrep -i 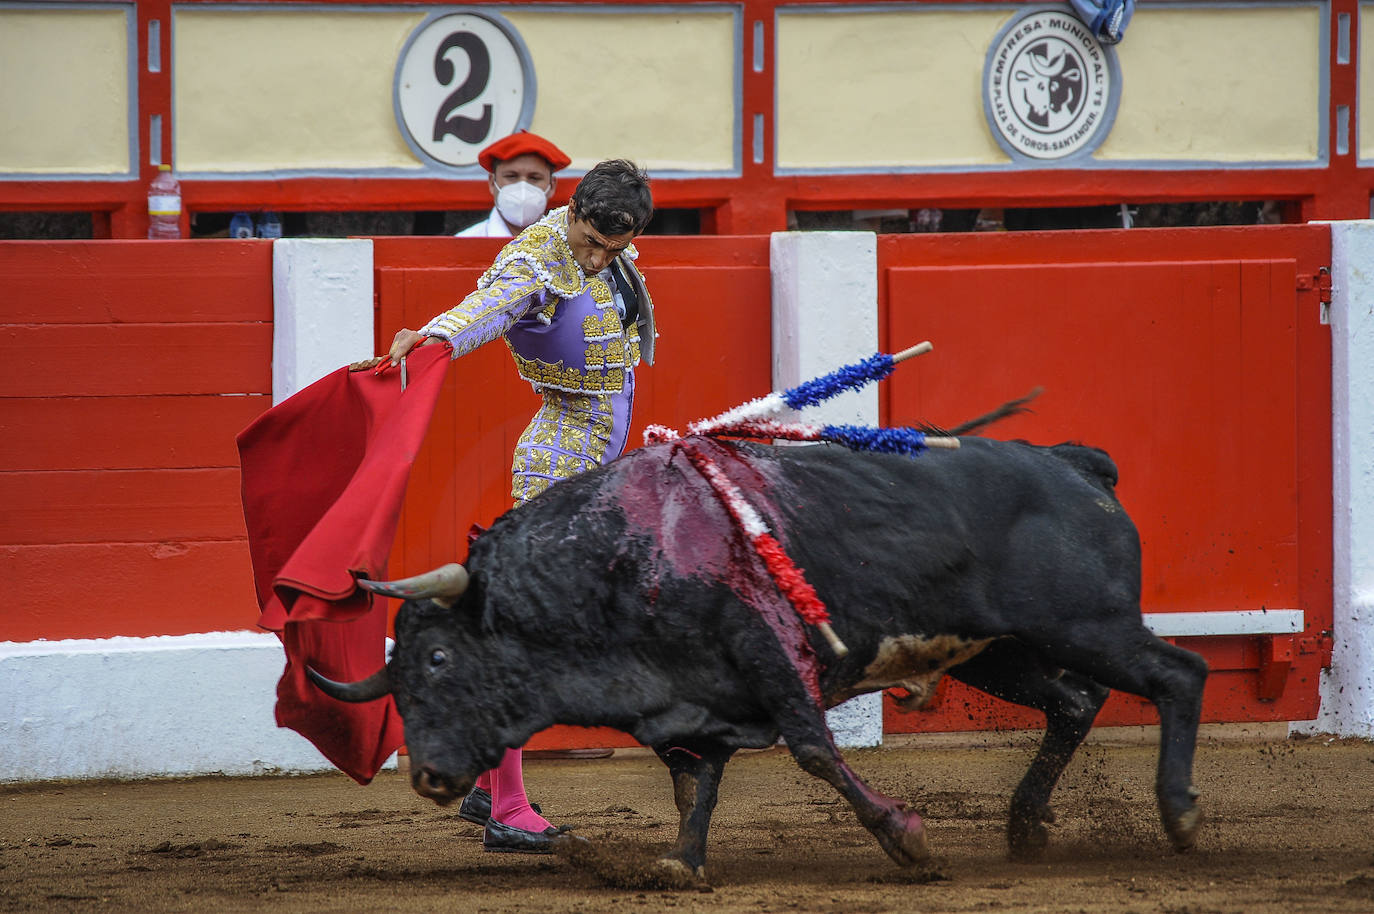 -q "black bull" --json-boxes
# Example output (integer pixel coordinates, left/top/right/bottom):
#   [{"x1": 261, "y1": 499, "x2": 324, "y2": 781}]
[{"x1": 311, "y1": 435, "x2": 1208, "y2": 878}]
